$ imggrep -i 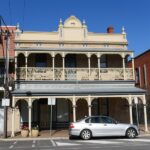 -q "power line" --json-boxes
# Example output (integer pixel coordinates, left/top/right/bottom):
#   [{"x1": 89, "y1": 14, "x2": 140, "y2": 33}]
[
  {"x1": 9, "y1": 0, "x2": 12, "y2": 25},
  {"x1": 0, "y1": 16, "x2": 11, "y2": 33},
  {"x1": 22, "y1": 0, "x2": 26, "y2": 29}
]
